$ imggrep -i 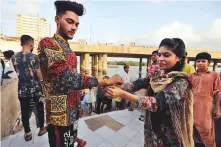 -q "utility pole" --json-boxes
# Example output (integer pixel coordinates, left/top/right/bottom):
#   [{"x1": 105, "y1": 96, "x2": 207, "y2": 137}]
[
  {"x1": 90, "y1": 23, "x2": 92, "y2": 44},
  {"x1": 0, "y1": 0, "x2": 4, "y2": 34}
]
